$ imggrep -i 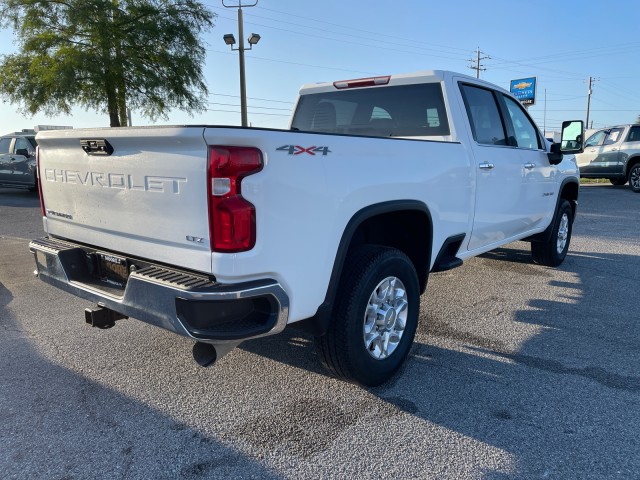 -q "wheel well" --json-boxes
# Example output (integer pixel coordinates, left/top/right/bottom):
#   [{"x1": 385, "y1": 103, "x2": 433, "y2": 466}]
[
  {"x1": 626, "y1": 156, "x2": 640, "y2": 177},
  {"x1": 293, "y1": 202, "x2": 432, "y2": 337},
  {"x1": 347, "y1": 210, "x2": 431, "y2": 293},
  {"x1": 560, "y1": 180, "x2": 579, "y2": 218}
]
